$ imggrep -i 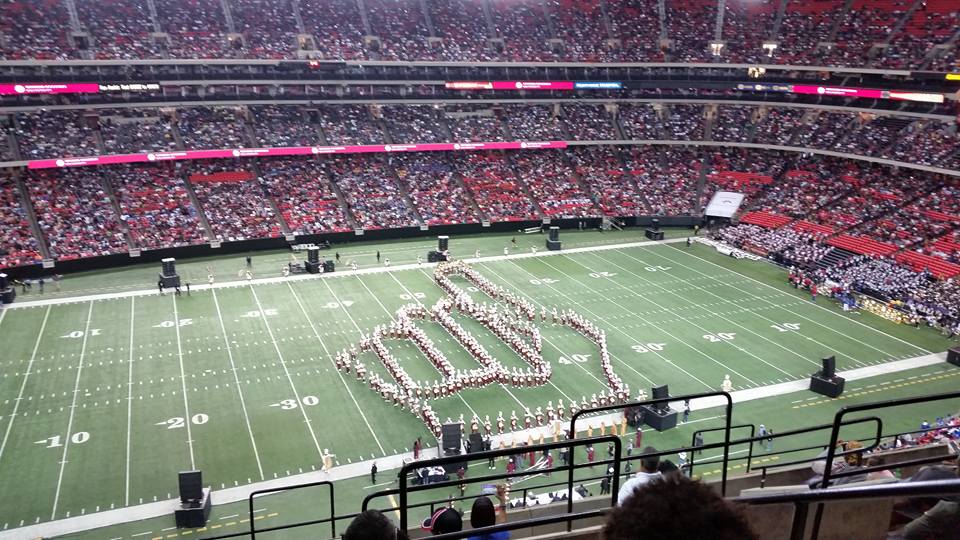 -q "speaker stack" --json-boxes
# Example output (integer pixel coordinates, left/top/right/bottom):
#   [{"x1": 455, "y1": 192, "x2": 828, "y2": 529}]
[
  {"x1": 441, "y1": 422, "x2": 466, "y2": 472},
  {"x1": 322, "y1": 260, "x2": 335, "y2": 273},
  {"x1": 0, "y1": 273, "x2": 15, "y2": 305},
  {"x1": 809, "y1": 355, "x2": 844, "y2": 398},
  {"x1": 640, "y1": 384, "x2": 678, "y2": 431},
  {"x1": 429, "y1": 236, "x2": 450, "y2": 263},
  {"x1": 645, "y1": 218, "x2": 664, "y2": 241},
  {"x1": 159, "y1": 258, "x2": 181, "y2": 288},
  {"x1": 947, "y1": 347, "x2": 960, "y2": 368},
  {"x1": 546, "y1": 226, "x2": 562, "y2": 251},
  {"x1": 305, "y1": 246, "x2": 321, "y2": 274}
]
